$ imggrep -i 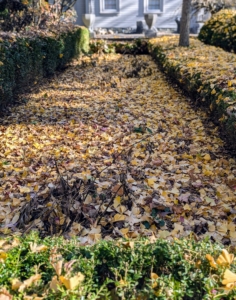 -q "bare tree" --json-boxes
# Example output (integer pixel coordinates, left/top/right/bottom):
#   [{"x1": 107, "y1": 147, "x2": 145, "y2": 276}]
[{"x1": 179, "y1": 0, "x2": 192, "y2": 46}]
